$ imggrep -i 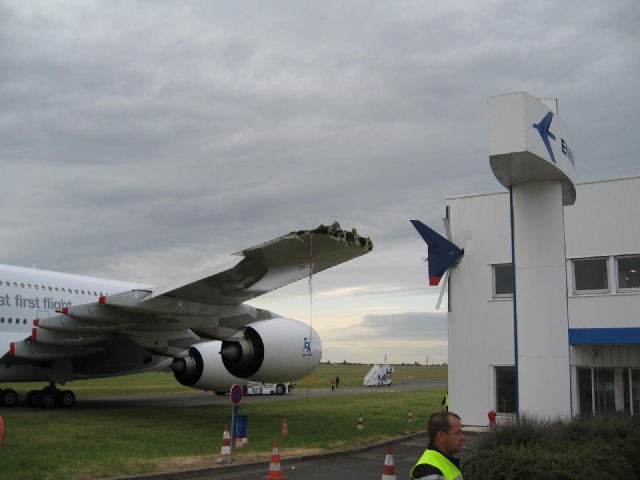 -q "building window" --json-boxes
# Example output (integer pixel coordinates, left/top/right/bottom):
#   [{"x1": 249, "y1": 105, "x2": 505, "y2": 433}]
[
  {"x1": 495, "y1": 366, "x2": 516, "y2": 413},
  {"x1": 577, "y1": 367, "x2": 593, "y2": 415},
  {"x1": 577, "y1": 367, "x2": 638, "y2": 416},
  {"x1": 616, "y1": 255, "x2": 640, "y2": 291},
  {"x1": 493, "y1": 264, "x2": 513, "y2": 298},
  {"x1": 572, "y1": 258, "x2": 608, "y2": 293}
]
